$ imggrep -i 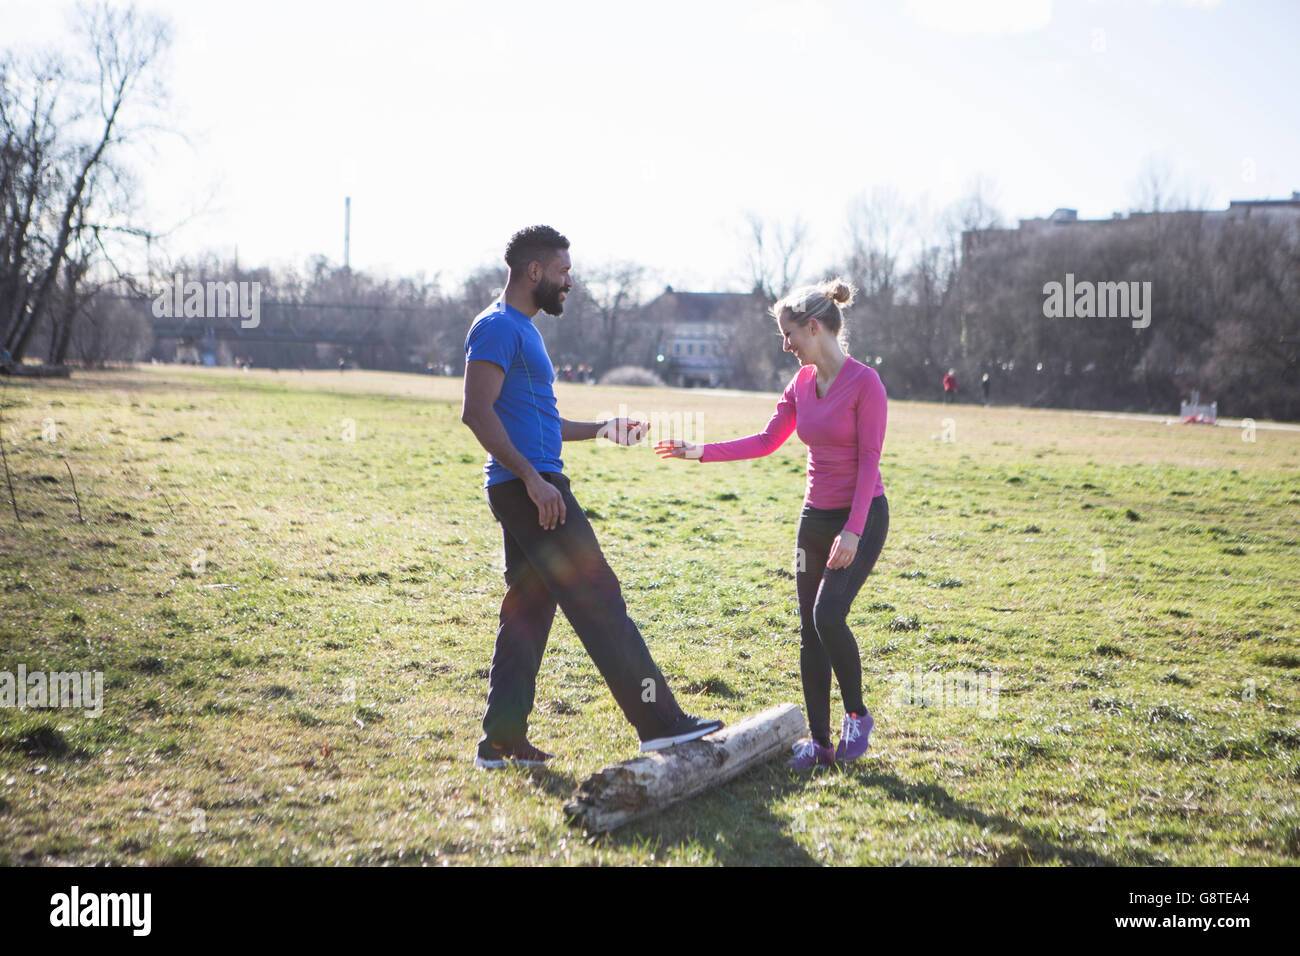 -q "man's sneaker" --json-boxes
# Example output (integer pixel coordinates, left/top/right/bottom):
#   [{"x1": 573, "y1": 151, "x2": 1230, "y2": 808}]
[
  {"x1": 474, "y1": 739, "x2": 553, "y2": 770},
  {"x1": 786, "y1": 737, "x2": 835, "y2": 770},
  {"x1": 835, "y1": 709, "x2": 874, "y2": 762},
  {"x1": 640, "y1": 713, "x2": 724, "y2": 752}
]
